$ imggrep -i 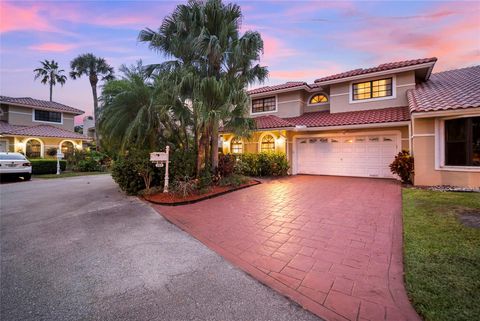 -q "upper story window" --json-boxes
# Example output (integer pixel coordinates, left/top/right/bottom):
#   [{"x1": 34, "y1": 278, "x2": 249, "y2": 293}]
[
  {"x1": 252, "y1": 96, "x2": 276, "y2": 114},
  {"x1": 445, "y1": 117, "x2": 480, "y2": 166},
  {"x1": 34, "y1": 110, "x2": 61, "y2": 123},
  {"x1": 309, "y1": 94, "x2": 328, "y2": 104},
  {"x1": 352, "y1": 78, "x2": 393, "y2": 101}
]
